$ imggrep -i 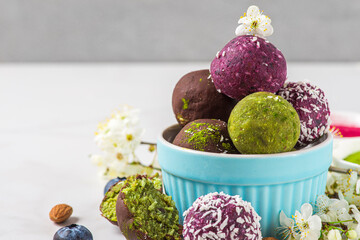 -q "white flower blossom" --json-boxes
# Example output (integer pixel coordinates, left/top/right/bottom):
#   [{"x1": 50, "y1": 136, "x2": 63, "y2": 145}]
[
  {"x1": 235, "y1": 5, "x2": 274, "y2": 38},
  {"x1": 294, "y1": 203, "x2": 322, "y2": 240},
  {"x1": 327, "y1": 229, "x2": 342, "y2": 240},
  {"x1": 94, "y1": 105, "x2": 144, "y2": 159},
  {"x1": 326, "y1": 171, "x2": 360, "y2": 207},
  {"x1": 278, "y1": 211, "x2": 298, "y2": 240},
  {"x1": 336, "y1": 191, "x2": 353, "y2": 223},
  {"x1": 91, "y1": 105, "x2": 150, "y2": 179},
  {"x1": 315, "y1": 195, "x2": 347, "y2": 222}
]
